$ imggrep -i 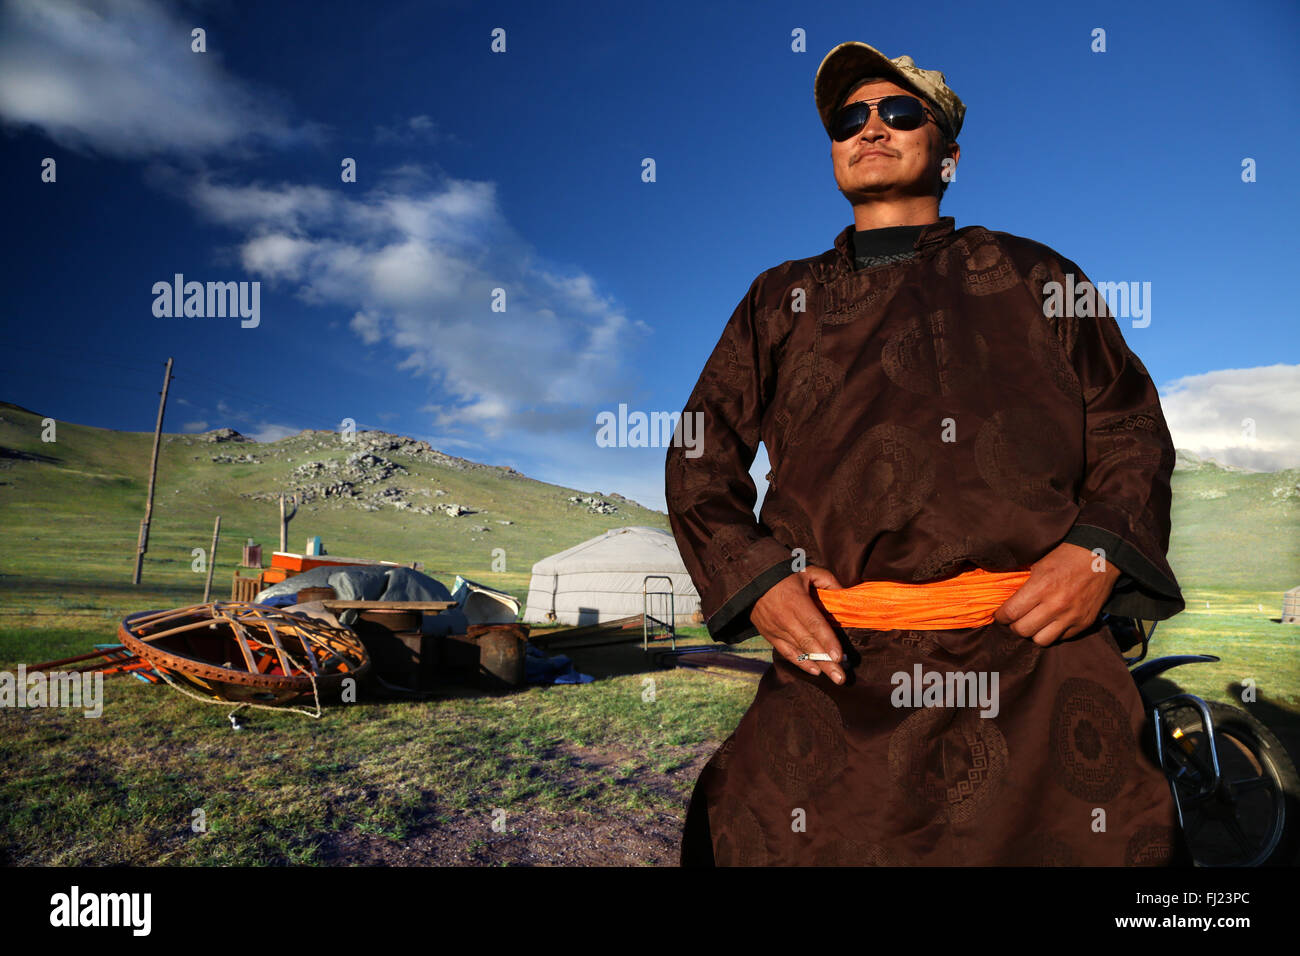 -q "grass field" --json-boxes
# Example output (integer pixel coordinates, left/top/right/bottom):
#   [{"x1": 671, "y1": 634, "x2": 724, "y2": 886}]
[
  {"x1": 1, "y1": 402, "x2": 1297, "y2": 865},
  {"x1": 1, "y1": 592, "x2": 1295, "y2": 866},
  {"x1": 0, "y1": 614, "x2": 752, "y2": 865}
]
